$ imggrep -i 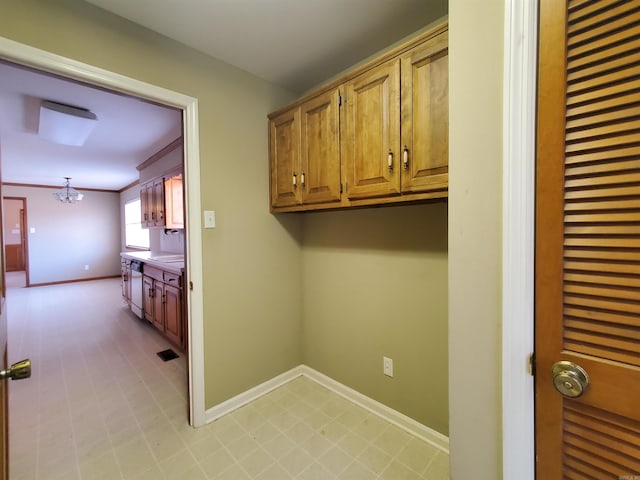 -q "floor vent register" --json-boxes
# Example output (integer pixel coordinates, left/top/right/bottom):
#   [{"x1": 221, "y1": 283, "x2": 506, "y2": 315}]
[{"x1": 156, "y1": 349, "x2": 179, "y2": 361}]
